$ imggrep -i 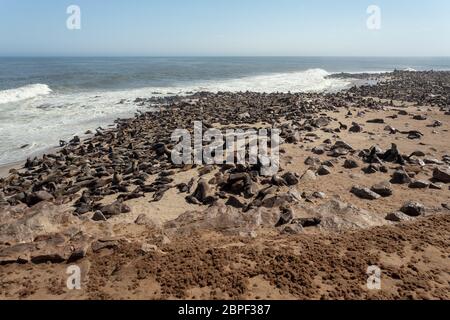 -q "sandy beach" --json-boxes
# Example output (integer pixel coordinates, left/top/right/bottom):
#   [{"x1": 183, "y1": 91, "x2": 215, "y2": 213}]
[
  {"x1": 0, "y1": 70, "x2": 449, "y2": 300},
  {"x1": 0, "y1": 163, "x2": 18, "y2": 179}
]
